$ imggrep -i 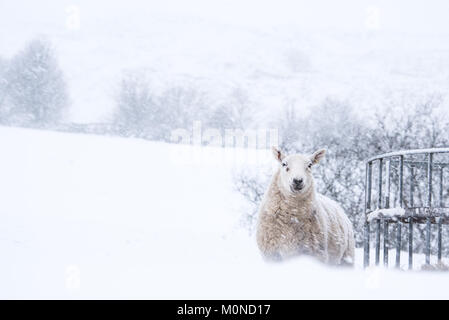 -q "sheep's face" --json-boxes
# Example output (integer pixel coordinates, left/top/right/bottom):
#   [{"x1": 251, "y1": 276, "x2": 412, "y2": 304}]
[{"x1": 272, "y1": 147, "x2": 326, "y2": 195}]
